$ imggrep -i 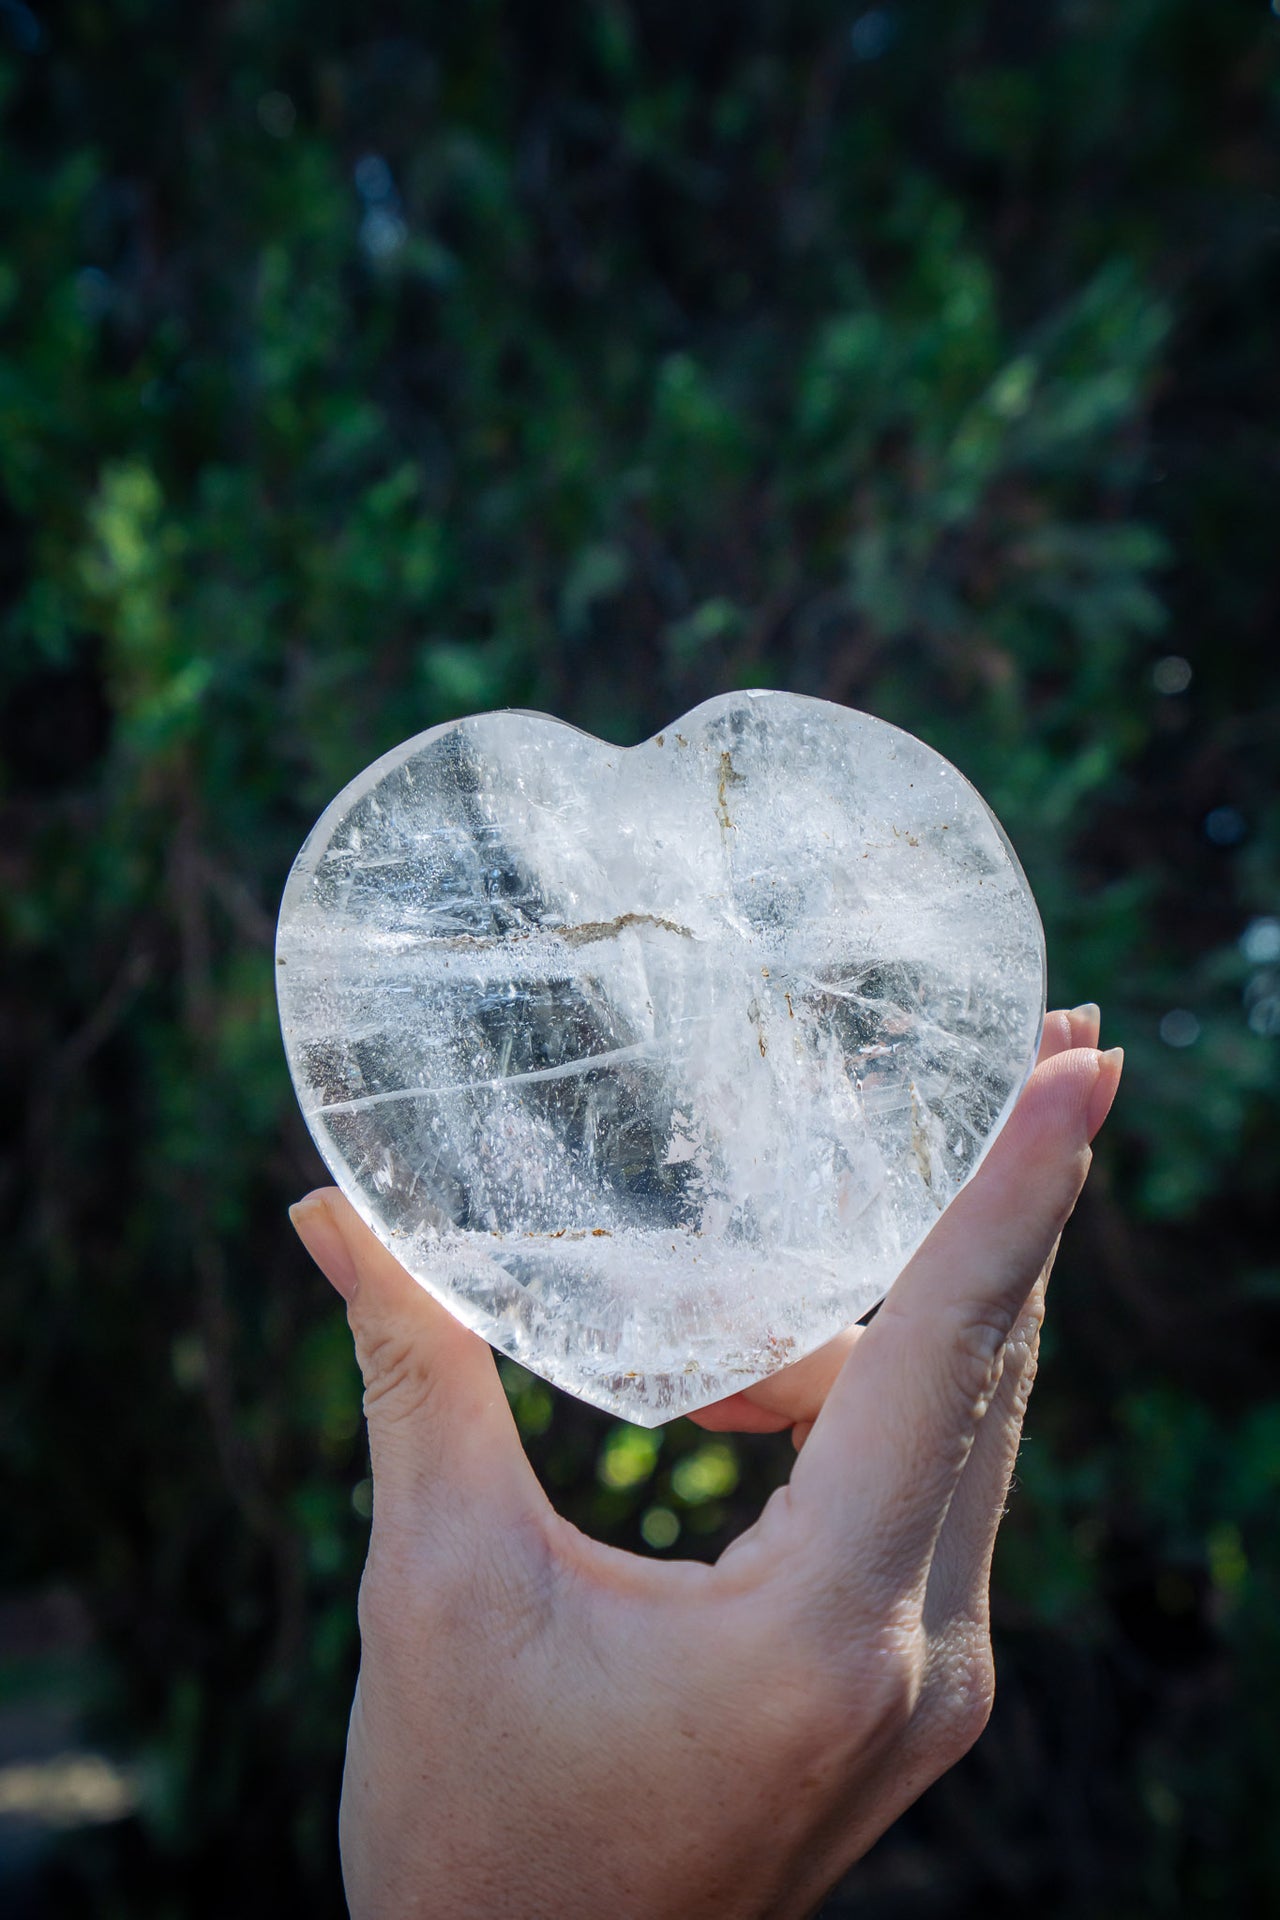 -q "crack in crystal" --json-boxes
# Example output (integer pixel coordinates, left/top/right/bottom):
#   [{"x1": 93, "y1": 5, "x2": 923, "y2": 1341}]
[
  {"x1": 311, "y1": 1039, "x2": 658, "y2": 1115},
  {"x1": 796, "y1": 978, "x2": 993, "y2": 1060},
  {"x1": 418, "y1": 910, "x2": 695, "y2": 953}
]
